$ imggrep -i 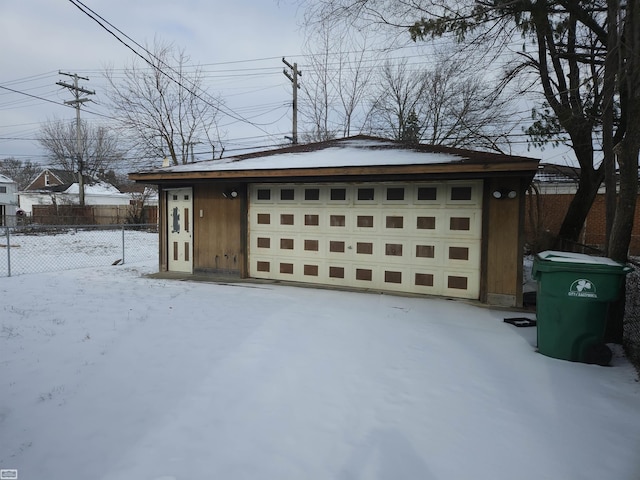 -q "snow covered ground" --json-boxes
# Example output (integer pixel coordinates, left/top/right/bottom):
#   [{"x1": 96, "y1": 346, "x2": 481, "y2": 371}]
[
  {"x1": 0, "y1": 227, "x2": 157, "y2": 276},
  {"x1": 1, "y1": 241, "x2": 639, "y2": 479}
]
